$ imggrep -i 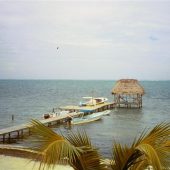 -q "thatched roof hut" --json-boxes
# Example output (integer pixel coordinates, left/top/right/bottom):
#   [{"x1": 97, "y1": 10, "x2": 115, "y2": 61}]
[
  {"x1": 112, "y1": 79, "x2": 145, "y2": 108},
  {"x1": 112, "y1": 79, "x2": 144, "y2": 95}
]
